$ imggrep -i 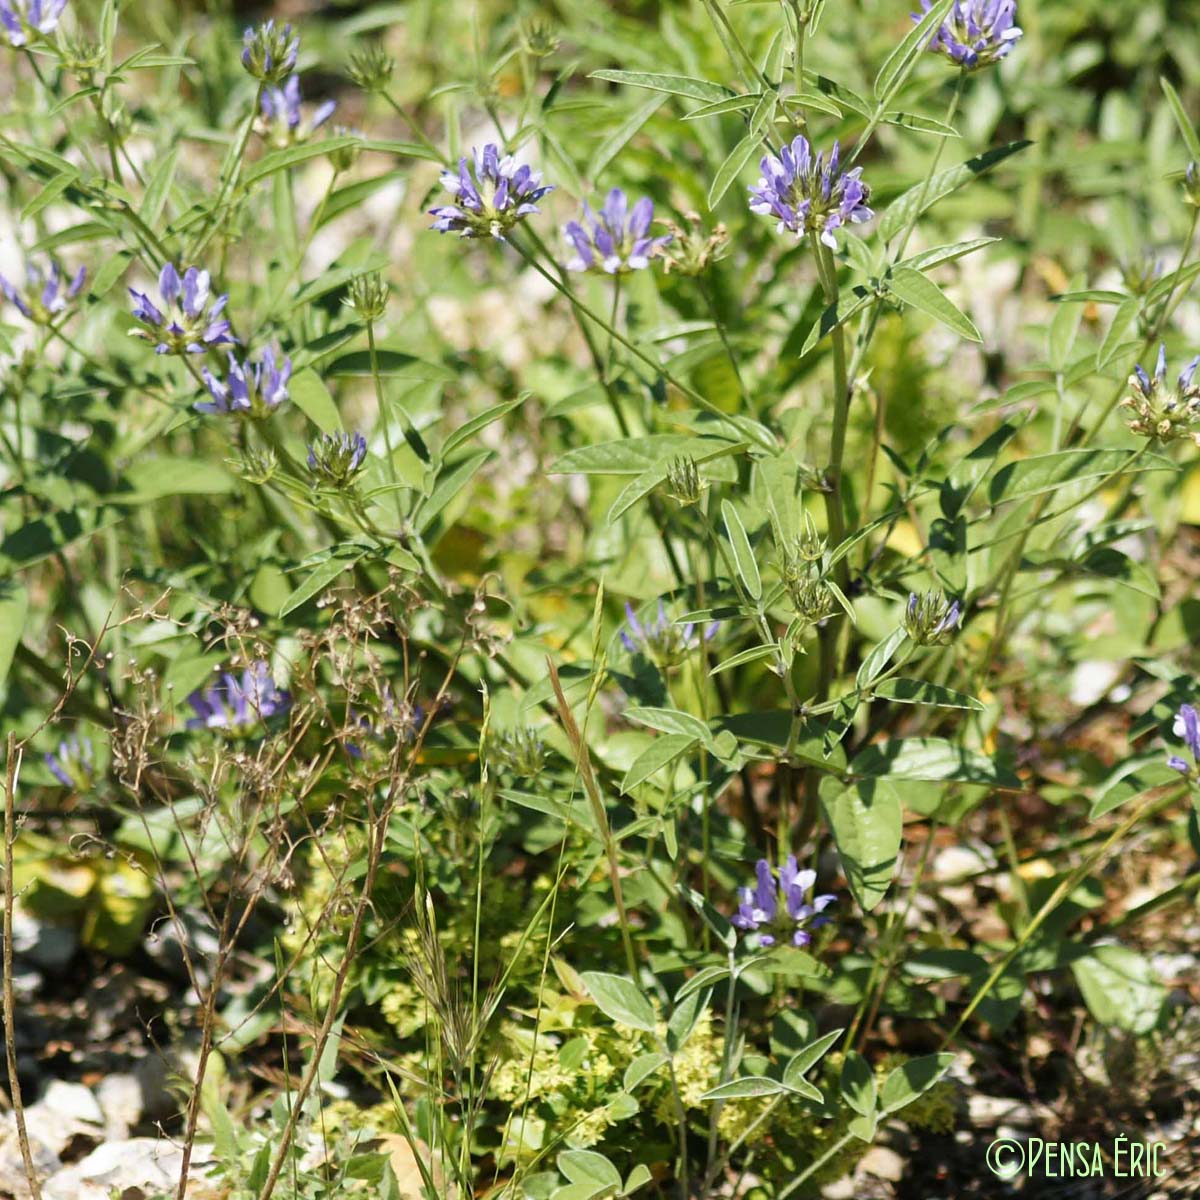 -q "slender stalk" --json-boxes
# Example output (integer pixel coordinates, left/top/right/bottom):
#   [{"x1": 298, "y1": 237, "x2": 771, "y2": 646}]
[
  {"x1": 191, "y1": 84, "x2": 265, "y2": 259},
  {"x1": 367, "y1": 317, "x2": 407, "y2": 522},
  {"x1": 3, "y1": 737, "x2": 41, "y2": 1200}
]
